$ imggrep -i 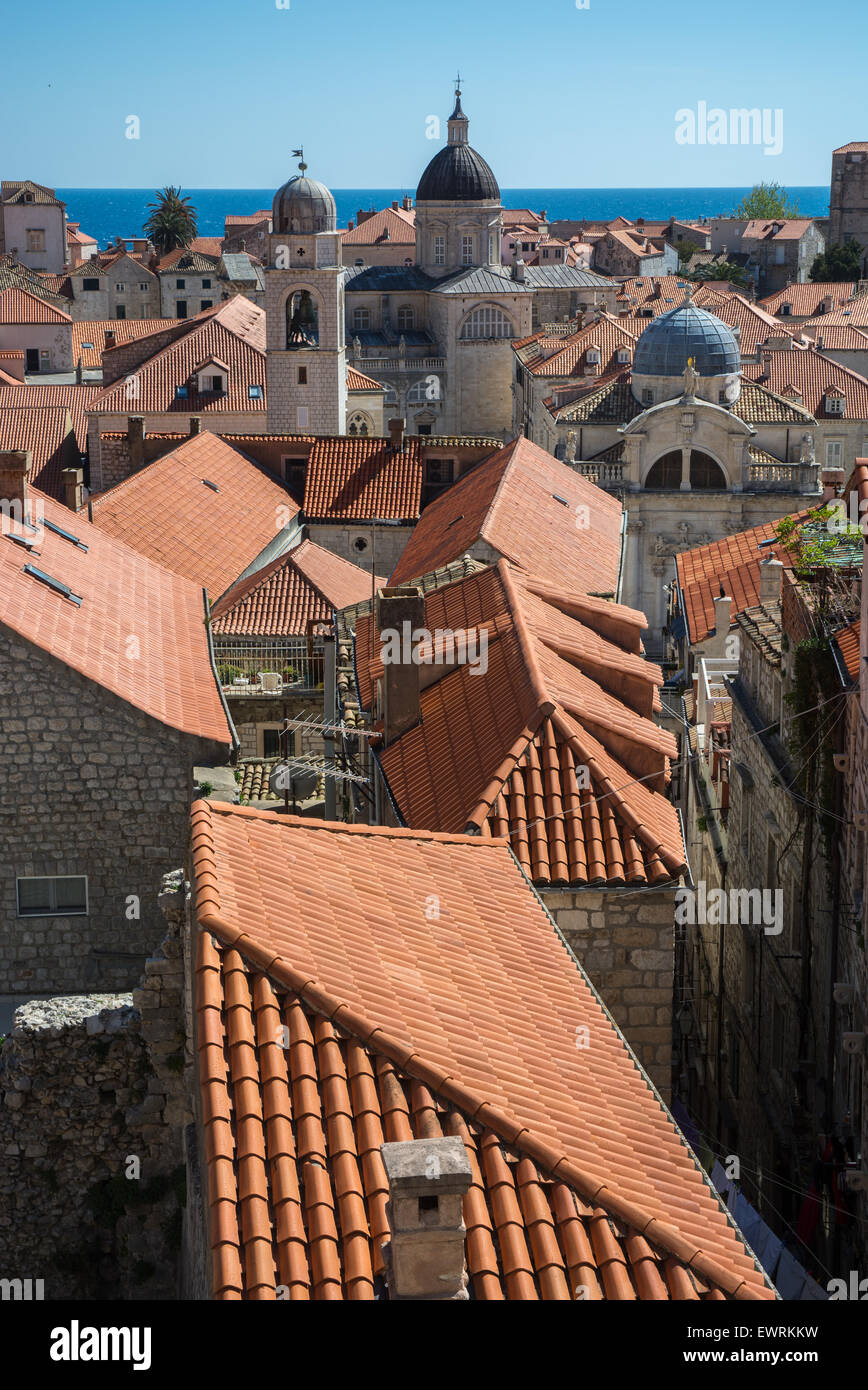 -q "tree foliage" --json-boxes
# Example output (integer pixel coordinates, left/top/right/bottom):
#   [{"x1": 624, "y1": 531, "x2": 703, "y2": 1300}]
[
  {"x1": 730, "y1": 182, "x2": 801, "y2": 220},
  {"x1": 144, "y1": 186, "x2": 198, "y2": 255},
  {"x1": 809, "y1": 241, "x2": 864, "y2": 282}
]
